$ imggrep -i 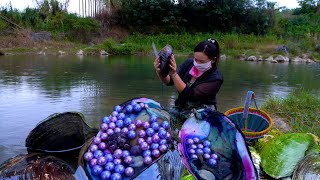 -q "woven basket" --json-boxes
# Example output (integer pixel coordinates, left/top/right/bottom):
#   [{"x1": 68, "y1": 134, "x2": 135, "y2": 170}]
[{"x1": 224, "y1": 91, "x2": 273, "y2": 142}]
